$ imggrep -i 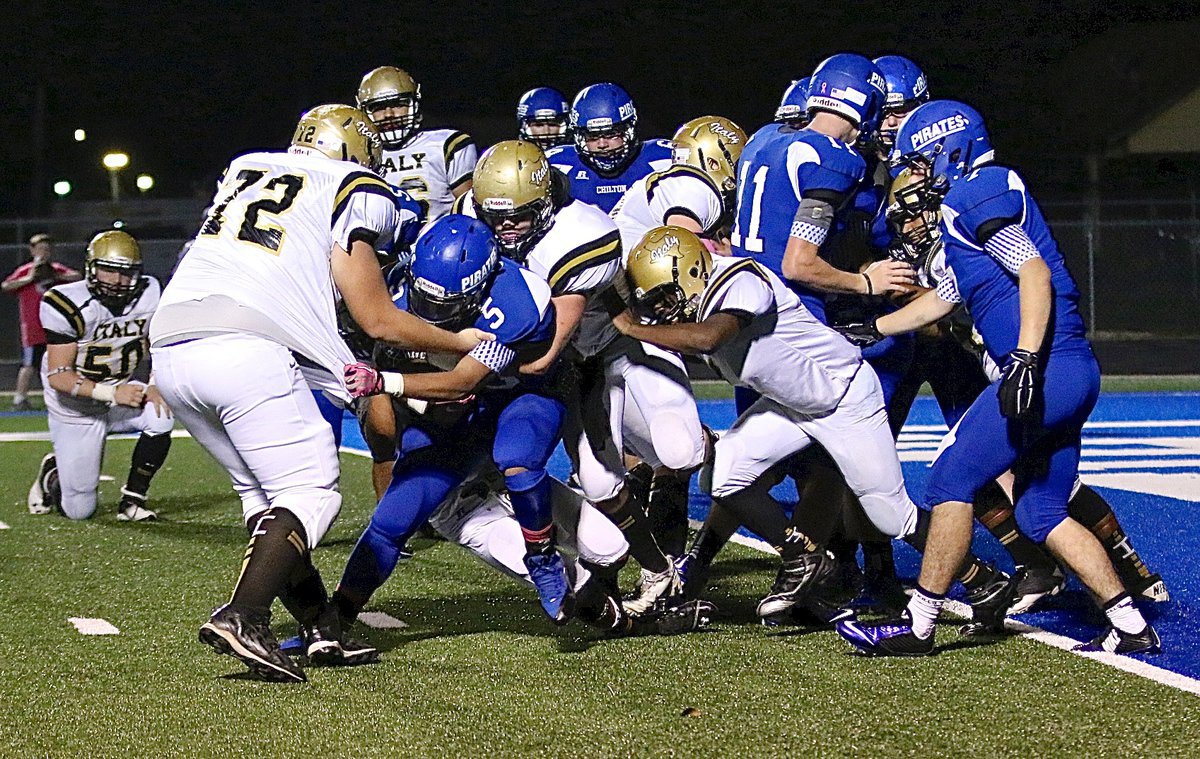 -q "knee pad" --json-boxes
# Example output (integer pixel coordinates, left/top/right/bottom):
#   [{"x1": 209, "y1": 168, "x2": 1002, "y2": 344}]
[
  {"x1": 504, "y1": 466, "x2": 547, "y2": 494},
  {"x1": 649, "y1": 412, "x2": 705, "y2": 472},
  {"x1": 1014, "y1": 496, "x2": 1069, "y2": 545},
  {"x1": 272, "y1": 488, "x2": 342, "y2": 549}
]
